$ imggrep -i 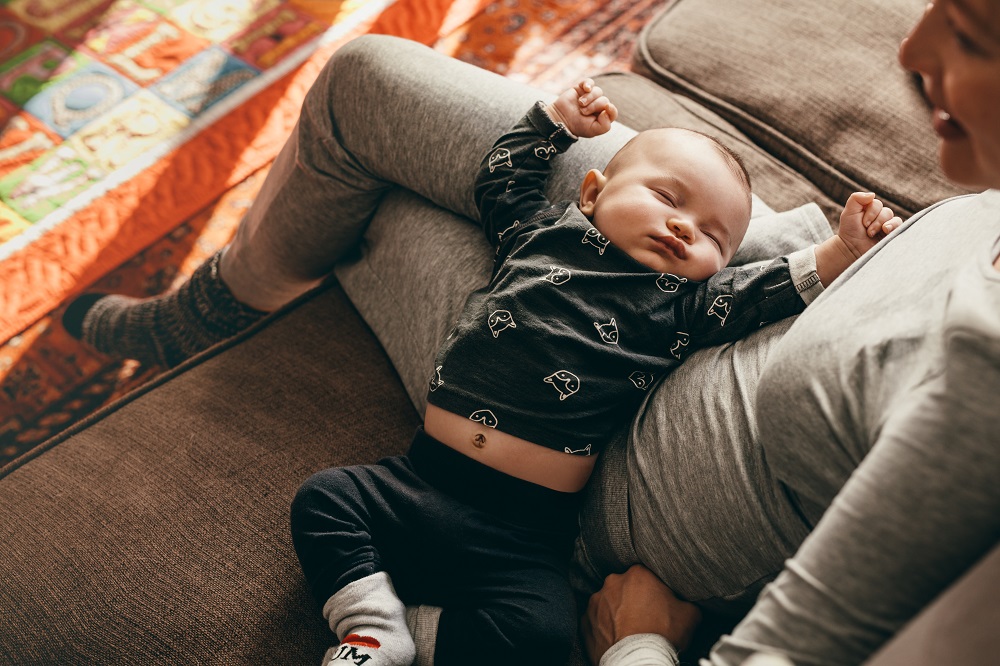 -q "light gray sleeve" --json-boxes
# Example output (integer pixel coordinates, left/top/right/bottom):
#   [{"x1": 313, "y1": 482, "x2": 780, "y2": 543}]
[
  {"x1": 703, "y1": 256, "x2": 1000, "y2": 665},
  {"x1": 786, "y1": 247, "x2": 822, "y2": 305},
  {"x1": 601, "y1": 634, "x2": 679, "y2": 666}
]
